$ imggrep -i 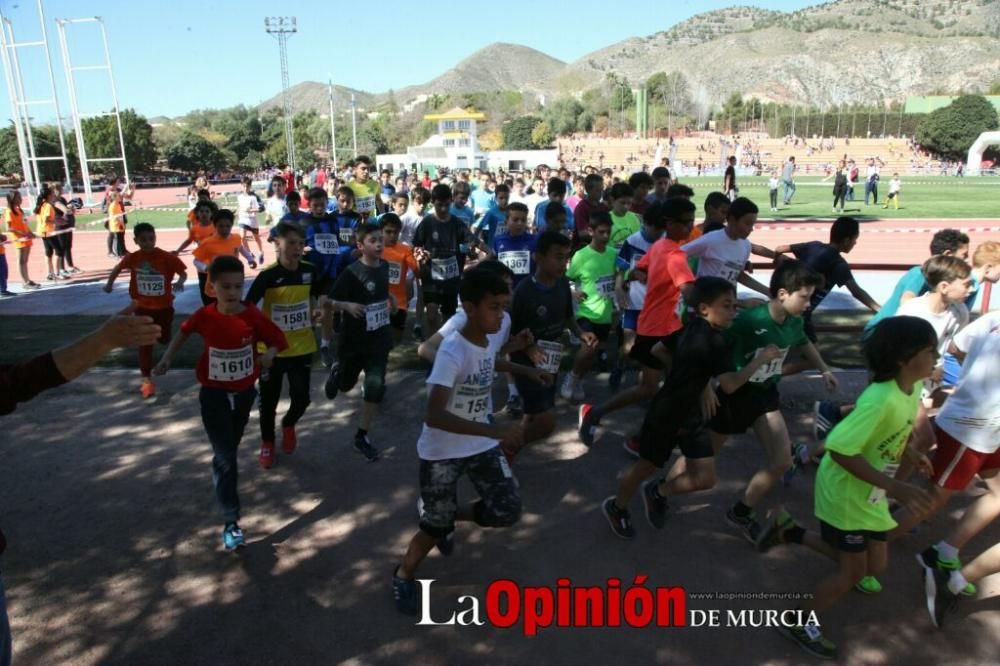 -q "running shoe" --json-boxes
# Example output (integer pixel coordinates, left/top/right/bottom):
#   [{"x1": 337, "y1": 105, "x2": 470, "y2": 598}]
[
  {"x1": 725, "y1": 506, "x2": 762, "y2": 544},
  {"x1": 324, "y1": 367, "x2": 339, "y2": 400},
  {"x1": 777, "y1": 624, "x2": 837, "y2": 660},
  {"x1": 504, "y1": 394, "x2": 523, "y2": 419},
  {"x1": 578, "y1": 404, "x2": 597, "y2": 447},
  {"x1": 641, "y1": 478, "x2": 668, "y2": 529},
  {"x1": 917, "y1": 546, "x2": 977, "y2": 595},
  {"x1": 258, "y1": 440, "x2": 276, "y2": 469},
  {"x1": 0, "y1": 291, "x2": 16, "y2": 297},
  {"x1": 623, "y1": 435, "x2": 640, "y2": 458},
  {"x1": 222, "y1": 523, "x2": 245, "y2": 551},
  {"x1": 46, "y1": 273, "x2": 56, "y2": 281},
  {"x1": 281, "y1": 425, "x2": 297, "y2": 454},
  {"x1": 393, "y1": 567, "x2": 418, "y2": 615},
  {"x1": 140, "y1": 380, "x2": 156, "y2": 400},
  {"x1": 353, "y1": 432, "x2": 380, "y2": 462},
  {"x1": 601, "y1": 496, "x2": 635, "y2": 539},
  {"x1": 23, "y1": 281, "x2": 41, "y2": 289},
  {"x1": 813, "y1": 401, "x2": 841, "y2": 442},
  {"x1": 924, "y1": 566, "x2": 959, "y2": 629},
  {"x1": 855, "y1": 576, "x2": 882, "y2": 594},
  {"x1": 755, "y1": 510, "x2": 796, "y2": 552},
  {"x1": 69, "y1": 266, "x2": 83, "y2": 274}
]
